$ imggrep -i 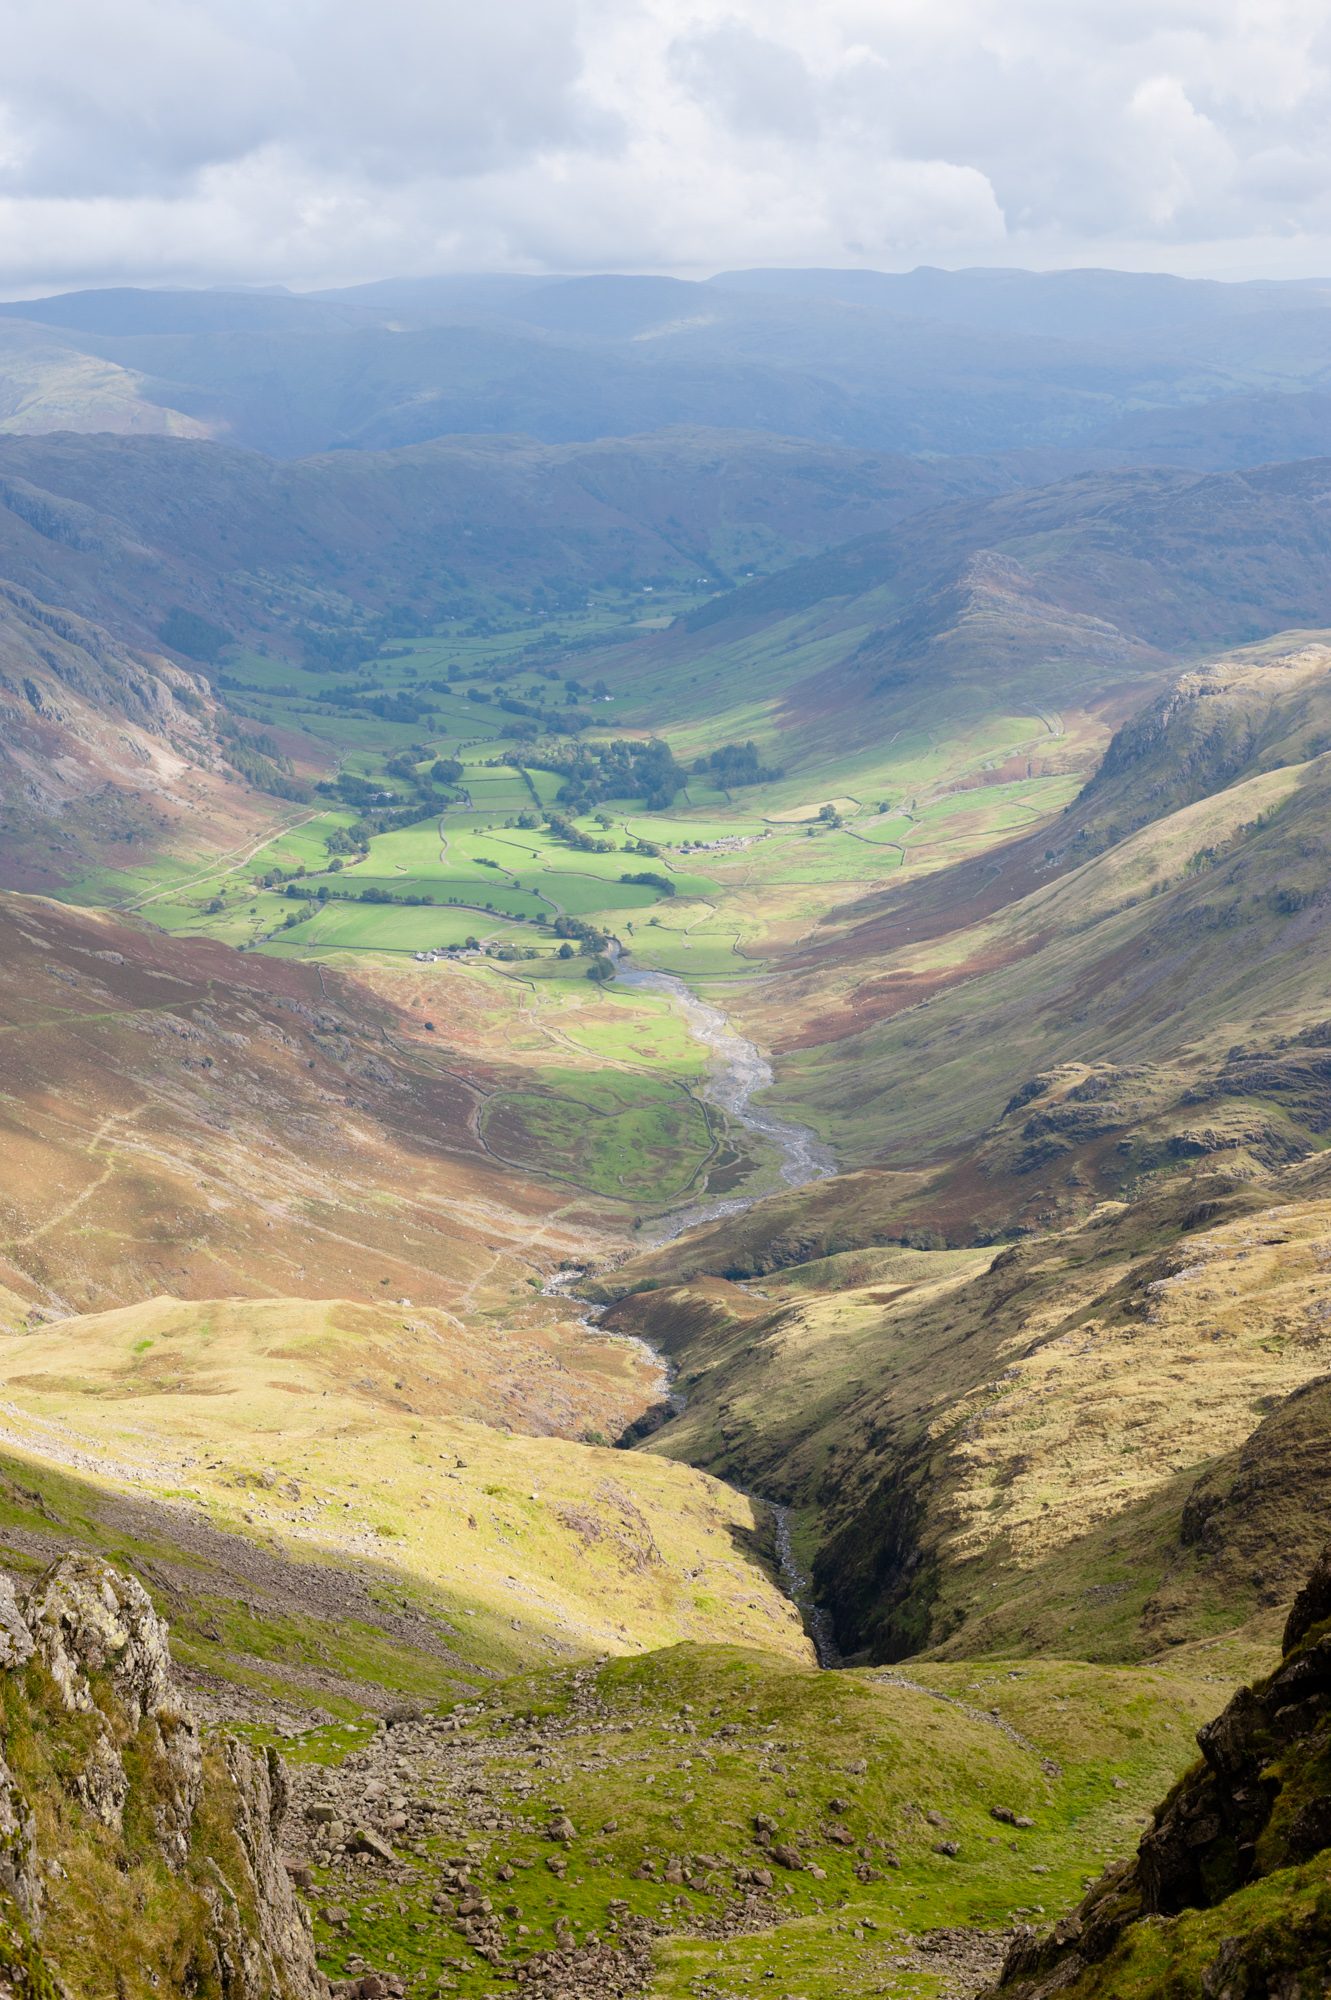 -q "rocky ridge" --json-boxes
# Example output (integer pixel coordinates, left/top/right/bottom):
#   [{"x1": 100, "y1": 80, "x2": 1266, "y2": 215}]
[
  {"x1": 0, "y1": 1552, "x2": 323, "y2": 2000},
  {"x1": 991, "y1": 1543, "x2": 1331, "y2": 1999}
]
